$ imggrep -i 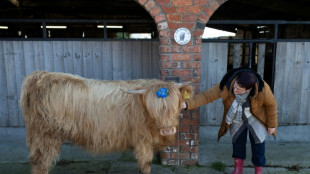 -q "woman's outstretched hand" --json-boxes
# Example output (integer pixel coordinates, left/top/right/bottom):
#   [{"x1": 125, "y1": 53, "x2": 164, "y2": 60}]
[{"x1": 181, "y1": 102, "x2": 187, "y2": 110}]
